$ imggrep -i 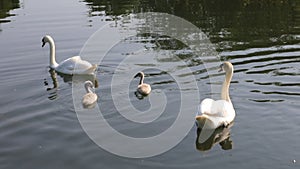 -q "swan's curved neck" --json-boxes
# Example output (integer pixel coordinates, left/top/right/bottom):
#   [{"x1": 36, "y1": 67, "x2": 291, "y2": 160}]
[
  {"x1": 85, "y1": 85, "x2": 93, "y2": 93},
  {"x1": 139, "y1": 74, "x2": 144, "y2": 85},
  {"x1": 221, "y1": 69, "x2": 233, "y2": 102},
  {"x1": 47, "y1": 38, "x2": 58, "y2": 68}
]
